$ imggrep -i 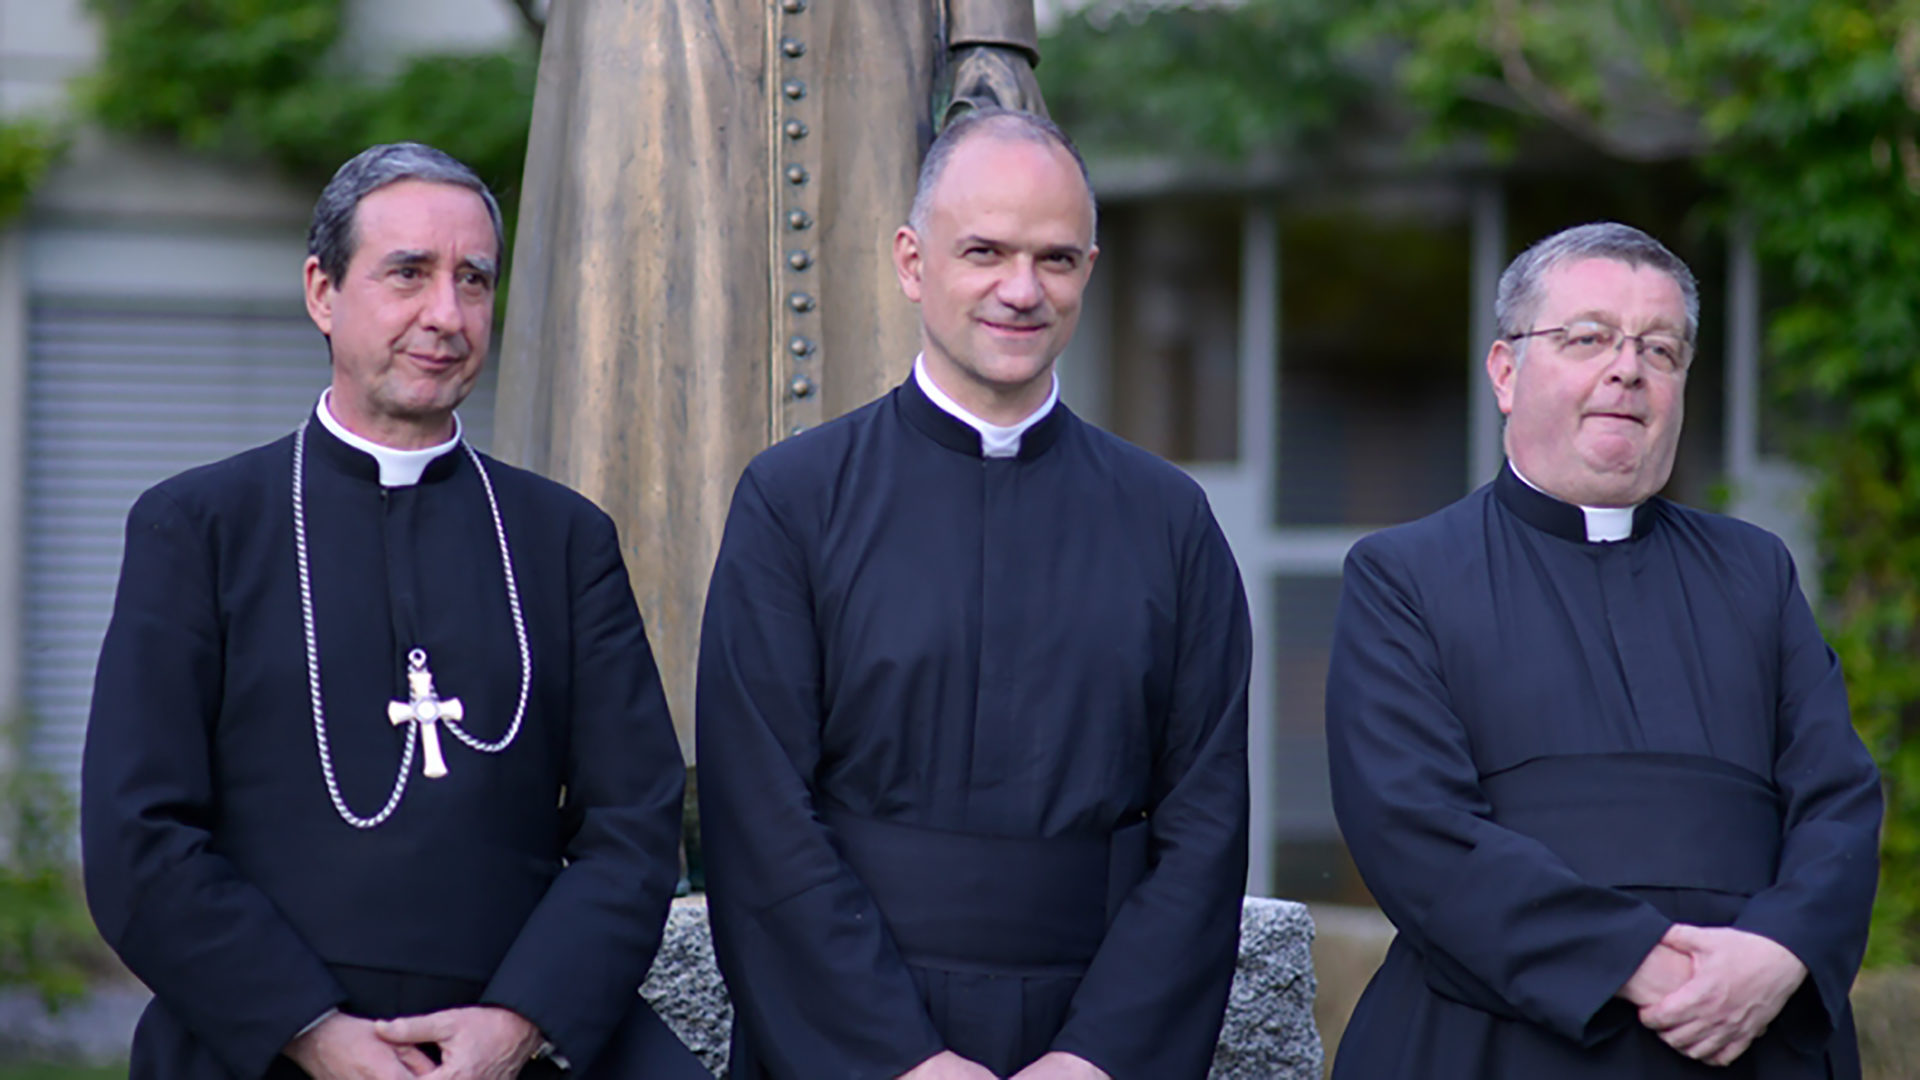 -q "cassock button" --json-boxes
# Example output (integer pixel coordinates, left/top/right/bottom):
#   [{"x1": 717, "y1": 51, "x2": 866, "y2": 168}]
[
  {"x1": 790, "y1": 374, "x2": 816, "y2": 399},
  {"x1": 781, "y1": 37, "x2": 806, "y2": 58},
  {"x1": 782, "y1": 0, "x2": 806, "y2": 11},
  {"x1": 789, "y1": 335, "x2": 814, "y2": 357},
  {"x1": 788, "y1": 249, "x2": 813, "y2": 270},
  {"x1": 789, "y1": 292, "x2": 816, "y2": 313},
  {"x1": 788, "y1": 209, "x2": 813, "y2": 230},
  {"x1": 786, "y1": 165, "x2": 809, "y2": 185},
  {"x1": 783, "y1": 79, "x2": 807, "y2": 100},
  {"x1": 784, "y1": 119, "x2": 809, "y2": 140}
]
